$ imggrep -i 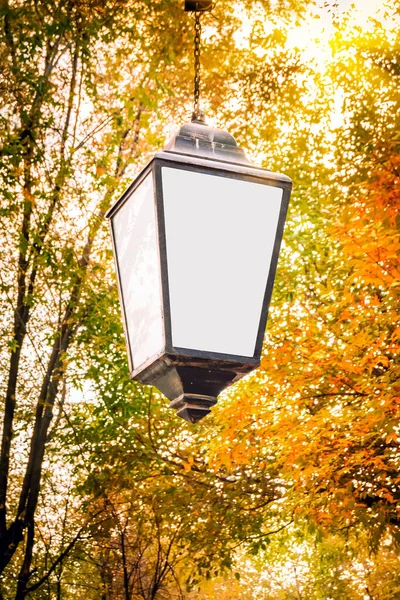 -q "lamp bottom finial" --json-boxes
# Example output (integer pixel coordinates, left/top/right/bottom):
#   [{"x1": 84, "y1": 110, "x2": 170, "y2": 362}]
[{"x1": 170, "y1": 394, "x2": 217, "y2": 423}]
